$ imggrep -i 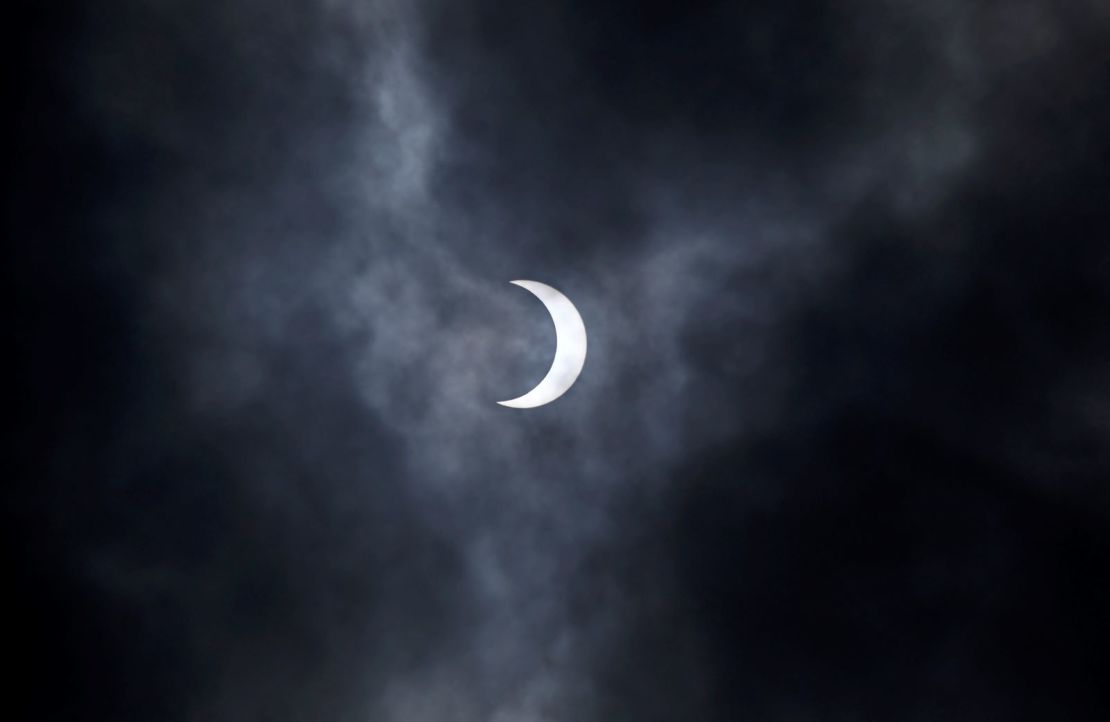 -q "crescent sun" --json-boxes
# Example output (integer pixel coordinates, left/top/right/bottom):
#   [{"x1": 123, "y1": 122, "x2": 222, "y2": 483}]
[{"x1": 497, "y1": 280, "x2": 587, "y2": 408}]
